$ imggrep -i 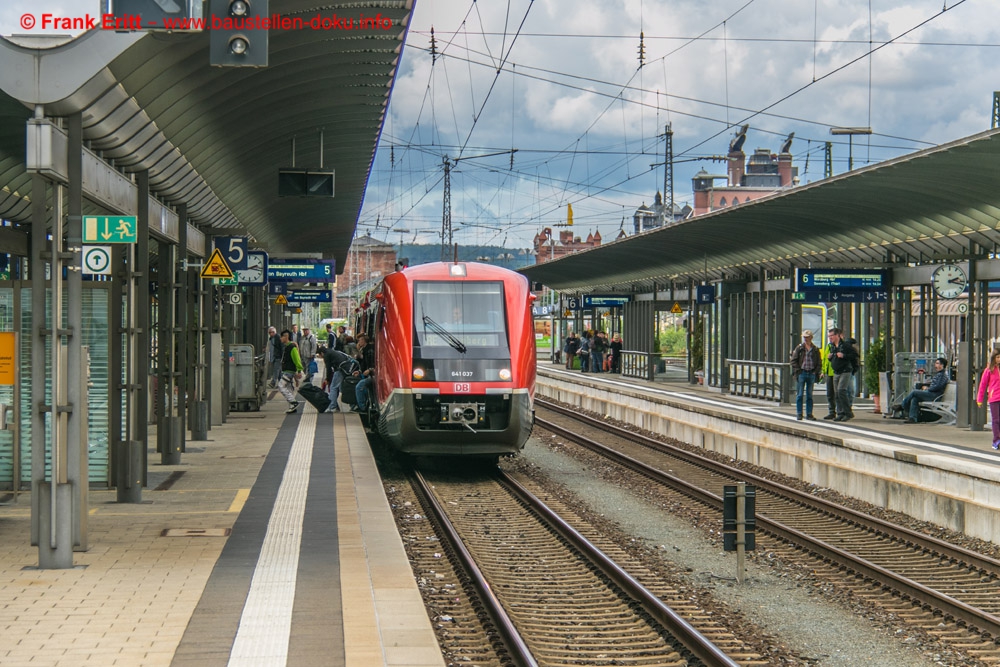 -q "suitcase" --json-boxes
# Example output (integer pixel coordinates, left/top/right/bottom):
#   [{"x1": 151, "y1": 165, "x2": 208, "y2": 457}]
[
  {"x1": 340, "y1": 375, "x2": 361, "y2": 407},
  {"x1": 297, "y1": 382, "x2": 331, "y2": 413}
]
